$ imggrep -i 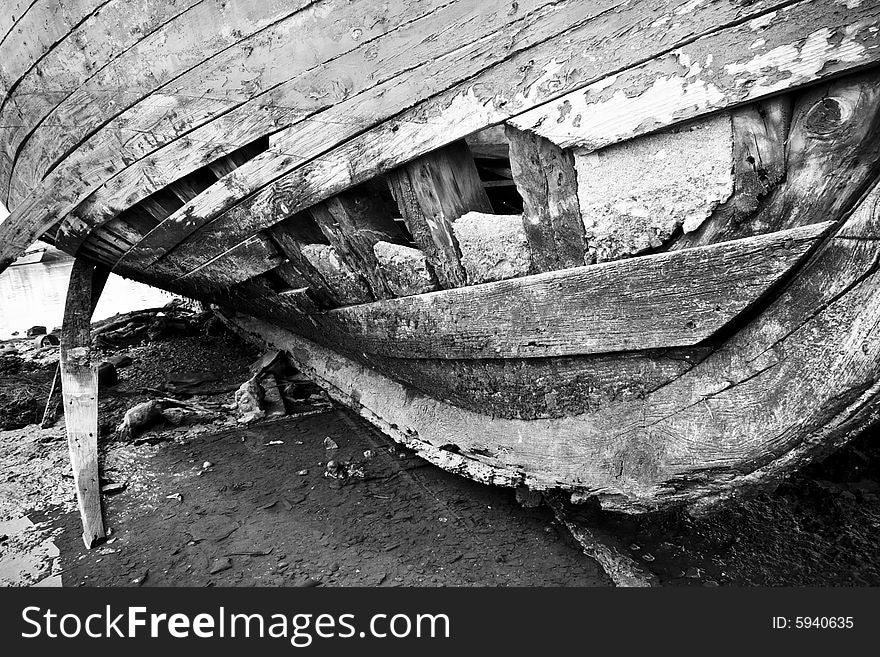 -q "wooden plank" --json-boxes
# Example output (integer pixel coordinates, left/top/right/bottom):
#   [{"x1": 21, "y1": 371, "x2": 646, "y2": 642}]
[
  {"x1": 319, "y1": 223, "x2": 831, "y2": 359},
  {"x1": 305, "y1": 182, "x2": 404, "y2": 299},
  {"x1": 509, "y1": 2, "x2": 880, "y2": 150},
  {"x1": 4, "y1": 0, "x2": 316, "y2": 206},
  {"x1": 135, "y1": 0, "x2": 879, "y2": 281},
  {"x1": 50, "y1": 0, "x2": 776, "y2": 270},
  {"x1": 53, "y1": 0, "x2": 565, "y2": 268},
  {"x1": 299, "y1": 244, "x2": 375, "y2": 306},
  {"x1": 505, "y1": 124, "x2": 584, "y2": 271},
  {"x1": 0, "y1": 0, "x2": 205, "y2": 202},
  {"x1": 174, "y1": 233, "x2": 285, "y2": 289},
  {"x1": 267, "y1": 214, "x2": 341, "y2": 307},
  {"x1": 5, "y1": 0, "x2": 504, "y2": 220},
  {"x1": 228, "y1": 182, "x2": 880, "y2": 511},
  {"x1": 387, "y1": 140, "x2": 492, "y2": 289},
  {"x1": 60, "y1": 258, "x2": 109, "y2": 548}
]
